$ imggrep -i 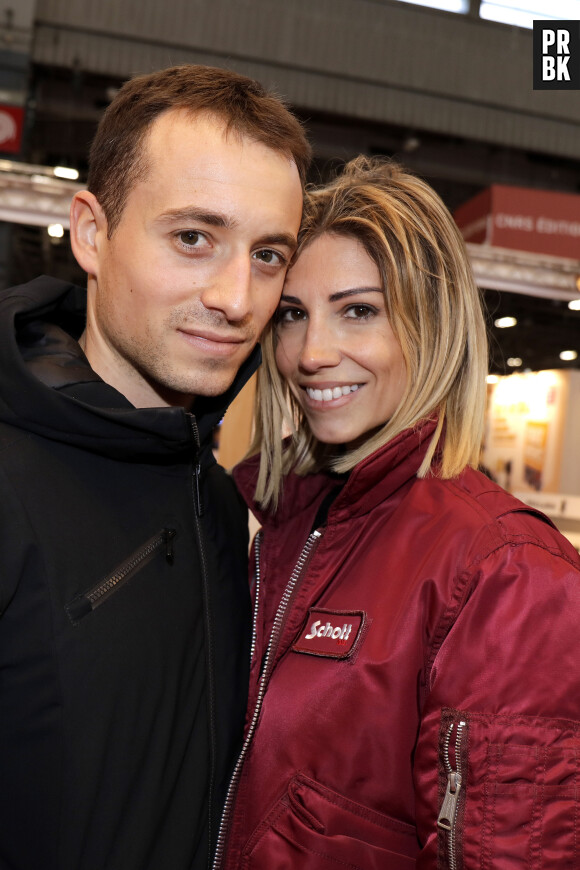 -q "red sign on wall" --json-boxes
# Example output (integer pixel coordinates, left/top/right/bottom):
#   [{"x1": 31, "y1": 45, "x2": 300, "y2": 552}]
[
  {"x1": 454, "y1": 184, "x2": 580, "y2": 260},
  {"x1": 0, "y1": 105, "x2": 25, "y2": 154}
]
